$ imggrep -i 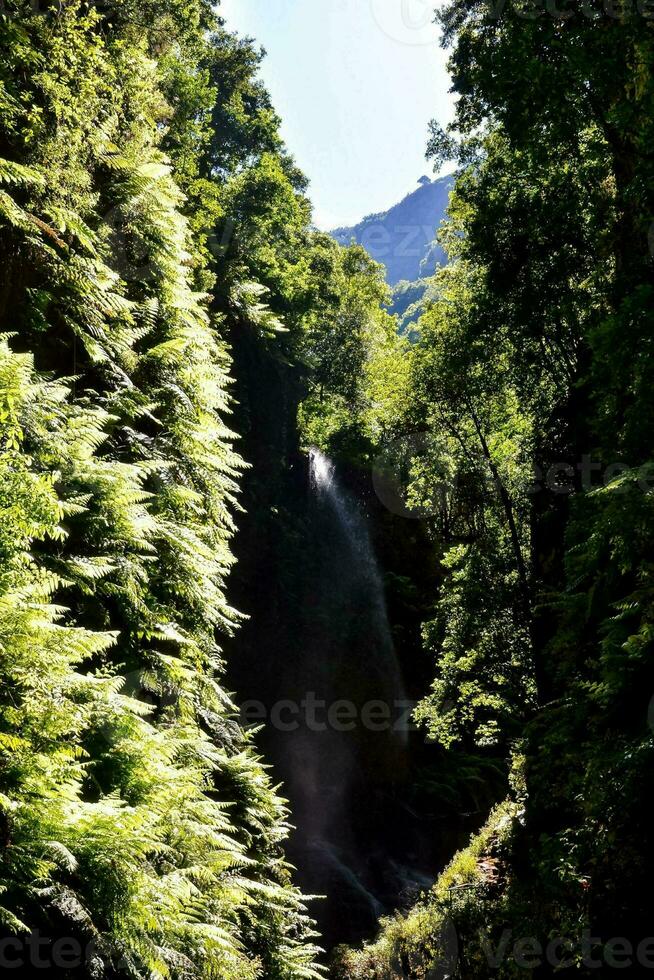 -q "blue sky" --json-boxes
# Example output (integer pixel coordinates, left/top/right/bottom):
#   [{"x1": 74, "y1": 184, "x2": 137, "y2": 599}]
[{"x1": 218, "y1": 0, "x2": 454, "y2": 230}]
